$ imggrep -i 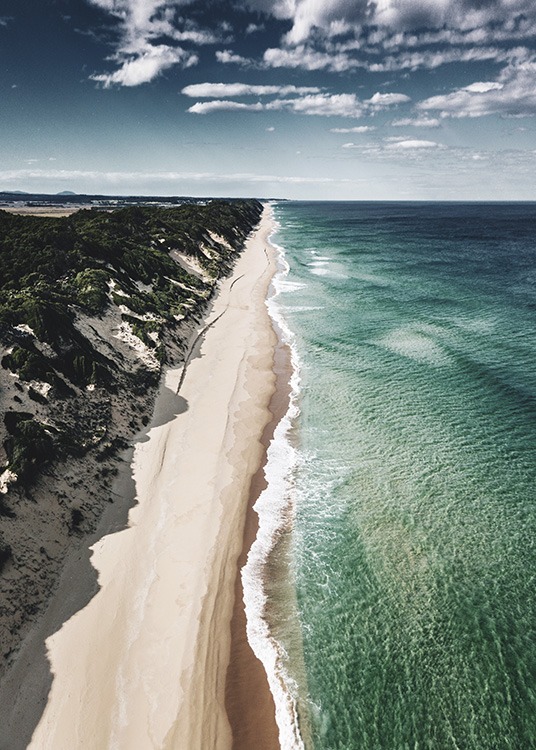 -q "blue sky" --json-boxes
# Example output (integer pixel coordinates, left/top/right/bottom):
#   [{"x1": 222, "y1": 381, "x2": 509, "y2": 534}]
[{"x1": 1, "y1": 0, "x2": 536, "y2": 199}]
